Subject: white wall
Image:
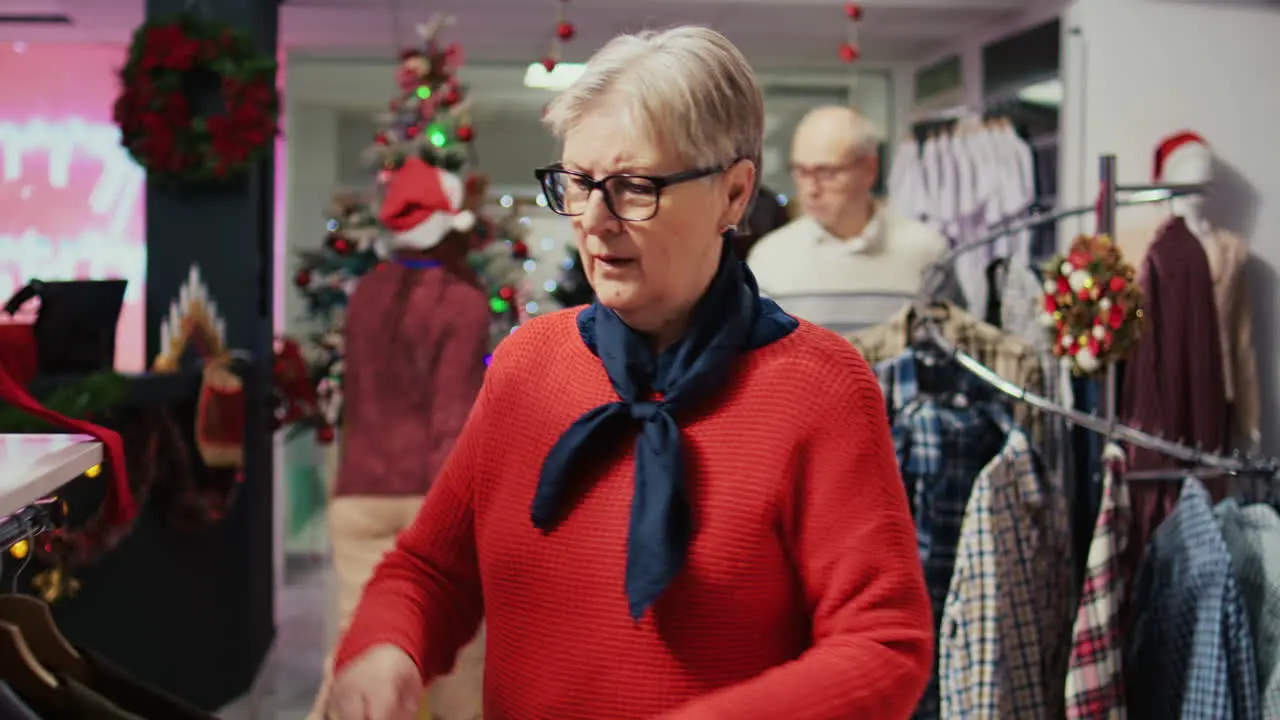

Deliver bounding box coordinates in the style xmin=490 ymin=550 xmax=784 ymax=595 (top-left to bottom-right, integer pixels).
xmin=1058 ymin=0 xmax=1280 ymax=454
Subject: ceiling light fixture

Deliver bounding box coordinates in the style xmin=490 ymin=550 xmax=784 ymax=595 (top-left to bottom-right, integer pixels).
xmin=1016 ymin=78 xmax=1063 ymax=108
xmin=523 ymin=61 xmax=586 ymax=91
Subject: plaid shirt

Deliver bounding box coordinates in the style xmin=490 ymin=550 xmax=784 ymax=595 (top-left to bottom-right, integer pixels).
xmin=1065 ymin=444 xmax=1131 ymax=720
xmin=1126 ymin=478 xmax=1262 ymax=720
xmin=940 ymin=428 xmax=1074 ymax=719
xmin=848 ymin=303 xmax=1044 ymax=441
xmin=877 ymin=351 xmax=1011 ymax=720
xmin=1216 ymin=500 xmax=1280 ymax=718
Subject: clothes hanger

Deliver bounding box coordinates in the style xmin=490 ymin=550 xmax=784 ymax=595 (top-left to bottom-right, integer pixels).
xmin=0 ymin=597 xmax=85 ymax=681
xmin=0 ymin=621 xmax=59 ymax=707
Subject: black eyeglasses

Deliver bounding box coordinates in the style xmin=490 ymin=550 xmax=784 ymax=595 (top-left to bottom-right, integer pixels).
xmin=534 ymin=164 xmax=729 ymax=222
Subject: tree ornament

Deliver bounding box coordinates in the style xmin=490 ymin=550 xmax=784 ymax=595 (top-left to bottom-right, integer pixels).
xmin=512 ymin=241 xmax=529 ymax=259
xmin=328 ymin=233 xmax=352 ymax=255
xmin=316 ymin=425 xmax=335 ymax=444
xmin=556 ymin=21 xmax=576 ymax=41
xmin=844 ymin=2 xmax=863 ymax=20
xmin=540 ymin=55 xmax=557 ymax=72
xmin=456 ymin=124 xmax=475 ymax=142
xmin=293 ymin=269 xmax=311 ymax=288
xmin=498 ymin=285 xmax=516 ymax=302
xmin=838 ymin=42 xmax=860 ymax=63
xmin=1041 ymin=234 xmax=1146 ymax=376
xmin=113 ymin=13 xmax=279 ymax=186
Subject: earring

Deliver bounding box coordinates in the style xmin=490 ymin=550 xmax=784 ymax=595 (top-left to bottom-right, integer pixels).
xmin=721 ymin=224 xmax=738 ymax=234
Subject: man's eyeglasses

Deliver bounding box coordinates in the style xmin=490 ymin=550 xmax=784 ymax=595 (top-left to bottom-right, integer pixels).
xmin=535 ymin=164 xmax=729 ymax=222
xmin=789 ymin=162 xmax=859 ymax=185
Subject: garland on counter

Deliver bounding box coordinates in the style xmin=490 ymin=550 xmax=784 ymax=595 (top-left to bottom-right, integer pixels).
xmin=1040 ymin=234 xmax=1146 ymax=375
xmin=0 ymin=372 xmax=128 ymax=433
xmin=113 ymin=13 xmax=279 ymax=185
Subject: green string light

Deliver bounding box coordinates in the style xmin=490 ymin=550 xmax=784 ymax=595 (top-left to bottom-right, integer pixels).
xmin=416 ymin=85 xmax=431 ymax=100
xmin=489 ymin=297 xmax=511 ymax=314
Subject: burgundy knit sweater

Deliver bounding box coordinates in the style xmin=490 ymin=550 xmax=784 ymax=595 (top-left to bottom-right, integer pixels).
xmin=334 ymin=261 xmax=490 ymax=497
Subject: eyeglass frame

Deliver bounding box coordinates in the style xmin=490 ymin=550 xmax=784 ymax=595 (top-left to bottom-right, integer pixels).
xmin=534 ymin=162 xmax=736 ymax=222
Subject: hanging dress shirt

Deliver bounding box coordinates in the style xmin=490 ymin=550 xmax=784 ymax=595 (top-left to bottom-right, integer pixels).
xmin=1215 ymin=500 xmax=1280 ymax=718
xmin=1126 ymin=478 xmax=1261 ymax=720
xmin=940 ymin=428 xmax=1074 ymax=719
xmin=889 ymin=138 xmax=930 ymax=223
xmin=877 ymin=350 xmax=1012 ymax=720
xmin=922 ymin=135 xmax=944 ymax=231
xmin=1064 ymin=443 xmax=1131 ymax=720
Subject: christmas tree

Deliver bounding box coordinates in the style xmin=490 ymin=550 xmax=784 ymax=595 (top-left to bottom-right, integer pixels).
xmin=284 ymin=16 xmax=547 ymax=441
xmin=551 ymin=246 xmax=594 ymax=308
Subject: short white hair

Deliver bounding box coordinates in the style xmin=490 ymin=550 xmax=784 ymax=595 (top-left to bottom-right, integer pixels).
xmin=542 ymin=26 xmax=764 ymax=186
xmin=845 ymin=112 xmax=884 ymax=159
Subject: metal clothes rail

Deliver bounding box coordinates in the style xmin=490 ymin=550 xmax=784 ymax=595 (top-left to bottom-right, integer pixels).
xmin=916 ymin=153 xmax=1279 ymax=475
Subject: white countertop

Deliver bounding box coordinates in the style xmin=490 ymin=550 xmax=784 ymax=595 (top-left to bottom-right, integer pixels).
xmin=0 ymin=434 xmax=103 ymax=516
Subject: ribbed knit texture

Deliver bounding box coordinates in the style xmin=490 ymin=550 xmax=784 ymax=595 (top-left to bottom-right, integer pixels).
xmin=335 ymin=309 xmax=934 ymax=719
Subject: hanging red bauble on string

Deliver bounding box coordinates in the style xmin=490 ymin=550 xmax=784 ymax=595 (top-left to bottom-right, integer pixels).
xmin=838 ymin=42 xmax=860 ymax=63
xmin=456 ymin=124 xmax=475 ymax=142
xmin=293 ymin=269 xmax=311 ymax=288
xmin=844 ymin=2 xmax=863 ymax=20
xmin=556 ymin=21 xmax=576 ymax=41
xmin=406 ymin=124 xmax=421 ymax=138
xmin=540 ymin=55 xmax=557 ymax=72
xmin=512 ymin=241 xmax=529 ymax=259
xmin=498 ymin=286 xmax=516 ymax=302
xmin=443 ymin=86 xmax=461 ymax=107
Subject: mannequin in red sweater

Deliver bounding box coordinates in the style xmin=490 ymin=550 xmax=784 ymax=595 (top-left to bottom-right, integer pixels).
xmin=327 ymin=26 xmax=932 ymax=720
xmin=314 ymin=158 xmax=490 ymax=720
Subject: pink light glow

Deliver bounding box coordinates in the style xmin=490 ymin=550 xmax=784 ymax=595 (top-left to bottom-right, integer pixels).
xmin=0 ymin=42 xmax=289 ymax=374
xmin=0 ymin=42 xmax=146 ymax=371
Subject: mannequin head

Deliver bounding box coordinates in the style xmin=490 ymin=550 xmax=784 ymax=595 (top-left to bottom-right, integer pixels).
xmin=1153 ymin=131 xmax=1211 ymax=219
xmin=789 ymin=106 xmax=881 ymax=236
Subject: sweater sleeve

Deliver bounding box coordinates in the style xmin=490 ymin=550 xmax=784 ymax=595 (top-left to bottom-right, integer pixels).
xmin=660 ymin=364 xmax=933 ymax=720
xmin=331 ymin=379 xmax=490 ymax=680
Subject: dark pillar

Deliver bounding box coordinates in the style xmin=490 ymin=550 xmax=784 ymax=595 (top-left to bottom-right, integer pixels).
xmin=45 ymin=0 xmax=279 ymax=710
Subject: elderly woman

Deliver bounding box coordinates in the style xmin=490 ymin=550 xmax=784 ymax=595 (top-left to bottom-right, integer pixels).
xmin=327 ymin=26 xmax=932 ymax=720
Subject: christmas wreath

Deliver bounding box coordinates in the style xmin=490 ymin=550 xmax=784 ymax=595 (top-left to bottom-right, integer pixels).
xmin=1040 ymin=234 xmax=1146 ymax=375
xmin=113 ymin=13 xmax=279 ymax=185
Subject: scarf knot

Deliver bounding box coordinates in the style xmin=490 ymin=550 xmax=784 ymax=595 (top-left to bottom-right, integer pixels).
xmin=628 ymin=400 xmax=665 ymax=423
xmin=533 ymin=236 xmax=797 ymax=621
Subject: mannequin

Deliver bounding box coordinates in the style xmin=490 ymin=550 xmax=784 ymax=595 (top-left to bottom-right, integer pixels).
xmin=1120 ymin=131 xmax=1260 ymax=454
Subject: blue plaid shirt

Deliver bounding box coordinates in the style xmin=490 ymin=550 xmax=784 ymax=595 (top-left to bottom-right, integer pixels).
xmin=1126 ymin=478 xmax=1262 ymax=720
xmin=876 ymin=350 xmax=1012 ymax=720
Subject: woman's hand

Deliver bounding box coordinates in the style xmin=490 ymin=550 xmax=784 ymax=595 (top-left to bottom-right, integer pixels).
xmin=327 ymin=644 xmax=424 ymax=720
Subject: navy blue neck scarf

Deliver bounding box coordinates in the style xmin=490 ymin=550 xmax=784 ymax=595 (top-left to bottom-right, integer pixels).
xmin=532 ymin=236 xmax=798 ymax=620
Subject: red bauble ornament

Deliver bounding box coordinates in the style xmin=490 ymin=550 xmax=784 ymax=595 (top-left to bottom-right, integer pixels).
xmin=540 ymin=55 xmax=557 ymax=72
xmin=1108 ymin=275 xmax=1127 ymax=292
xmin=316 ymin=425 xmax=335 ymax=444
xmin=498 ymin=286 xmax=516 ymax=301
xmin=374 ymin=133 xmax=389 ymax=145
xmin=329 ymin=233 xmax=352 ymax=255
xmin=512 ymin=241 xmax=529 ymax=259
xmin=443 ymin=86 xmax=461 ymax=106
xmin=844 ymin=2 xmax=863 ymax=20
xmin=293 ymin=269 xmax=311 ymax=288
xmin=406 ymin=124 xmax=420 ymax=138
xmin=556 ymin=22 xmax=576 ymax=41
xmin=456 ymin=124 xmax=475 ymax=142
xmin=838 ymin=42 xmax=860 ymax=63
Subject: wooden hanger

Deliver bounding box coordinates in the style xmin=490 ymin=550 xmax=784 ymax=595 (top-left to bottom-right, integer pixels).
xmin=0 ymin=596 xmax=85 ymax=681
xmin=0 ymin=620 xmax=60 ymax=709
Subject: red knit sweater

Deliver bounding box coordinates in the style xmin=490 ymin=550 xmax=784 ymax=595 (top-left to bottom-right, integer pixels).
xmin=334 ymin=309 xmax=933 ymax=719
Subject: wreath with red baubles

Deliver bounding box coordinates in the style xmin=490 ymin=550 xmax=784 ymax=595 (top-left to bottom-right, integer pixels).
xmin=1040 ymin=234 xmax=1146 ymax=375
xmin=113 ymin=14 xmax=279 ymax=185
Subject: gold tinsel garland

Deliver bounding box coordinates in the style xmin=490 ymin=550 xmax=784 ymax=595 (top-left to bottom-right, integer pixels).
xmin=1040 ymin=234 xmax=1146 ymax=375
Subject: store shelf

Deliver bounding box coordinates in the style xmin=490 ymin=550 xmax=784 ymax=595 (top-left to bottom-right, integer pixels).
xmin=0 ymin=434 xmax=102 ymax=516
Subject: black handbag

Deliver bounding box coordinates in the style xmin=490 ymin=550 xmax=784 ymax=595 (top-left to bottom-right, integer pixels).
xmin=2 ymin=279 xmax=128 ymax=376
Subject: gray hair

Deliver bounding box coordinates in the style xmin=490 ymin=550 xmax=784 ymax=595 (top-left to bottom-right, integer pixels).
xmin=542 ymin=26 xmax=764 ymax=192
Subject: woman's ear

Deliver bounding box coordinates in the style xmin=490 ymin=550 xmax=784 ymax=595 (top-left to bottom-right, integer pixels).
xmin=722 ymin=160 xmax=757 ymax=226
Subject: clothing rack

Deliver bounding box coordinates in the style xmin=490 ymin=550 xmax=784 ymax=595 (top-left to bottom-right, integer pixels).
xmin=916 ymin=153 xmax=1279 ymax=475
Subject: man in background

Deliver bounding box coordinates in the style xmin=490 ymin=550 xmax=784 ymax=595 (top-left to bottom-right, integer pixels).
xmin=748 ymin=106 xmax=953 ymax=334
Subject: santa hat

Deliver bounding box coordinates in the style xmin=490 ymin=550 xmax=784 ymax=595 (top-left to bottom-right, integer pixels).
xmin=379 ymin=157 xmax=476 ymax=250
xmin=1152 ymin=131 xmax=1208 ymax=181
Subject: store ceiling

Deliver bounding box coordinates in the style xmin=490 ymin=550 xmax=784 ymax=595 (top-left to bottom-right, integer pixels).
xmin=6 ymin=0 xmax=1031 ymax=67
